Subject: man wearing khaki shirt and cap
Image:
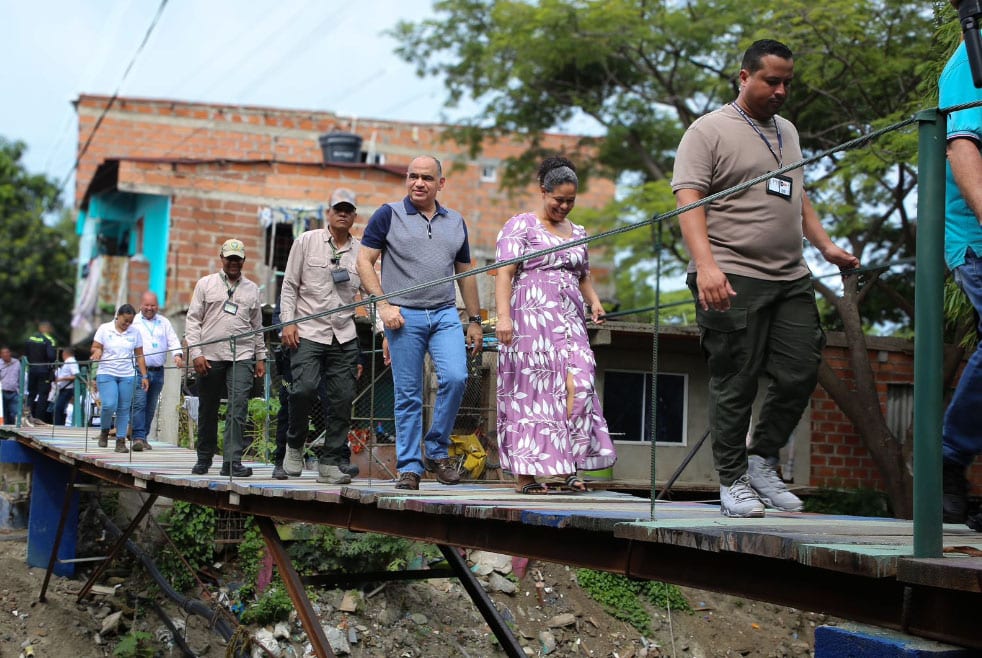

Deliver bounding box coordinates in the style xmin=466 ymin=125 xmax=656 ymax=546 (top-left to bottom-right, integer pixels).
xmin=185 ymin=238 xmax=267 ymax=477
xmin=279 ymin=188 xmax=367 ymax=484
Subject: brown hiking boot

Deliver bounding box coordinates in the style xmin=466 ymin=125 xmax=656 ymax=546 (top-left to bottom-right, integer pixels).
xmin=97 ymin=430 xmax=109 ymax=448
xmin=395 ymin=471 xmax=420 ymax=490
xmin=114 ymin=439 xmax=129 ymax=453
xmin=423 ymin=456 xmax=461 ymax=485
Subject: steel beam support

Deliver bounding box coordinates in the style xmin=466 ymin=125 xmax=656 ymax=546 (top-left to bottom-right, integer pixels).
xmin=75 ymin=494 xmax=158 ymax=602
xmin=438 ymin=544 xmax=526 ymax=658
xmin=255 ymin=516 xmax=335 ymax=658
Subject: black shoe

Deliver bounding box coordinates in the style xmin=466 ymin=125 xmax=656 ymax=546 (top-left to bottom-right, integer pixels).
xmin=423 ymin=455 xmax=461 ymax=485
xmin=191 ymin=460 xmax=211 ymax=475
xmin=943 ymin=460 xmax=968 ymax=523
xmin=339 ymin=461 xmax=360 ymax=477
xmin=220 ymin=461 xmax=253 ymax=477
xmin=272 ymin=463 xmax=289 ymax=480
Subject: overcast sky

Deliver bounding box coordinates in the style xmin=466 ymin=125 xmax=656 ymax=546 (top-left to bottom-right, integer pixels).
xmin=1 ymin=0 xmax=479 ymax=202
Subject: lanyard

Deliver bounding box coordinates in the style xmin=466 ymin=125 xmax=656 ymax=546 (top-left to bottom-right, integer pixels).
xmin=731 ymin=102 xmax=783 ymax=166
xmin=328 ymin=236 xmax=348 ymax=263
xmin=221 ymin=273 xmax=240 ymax=300
xmin=139 ymin=315 xmax=160 ymax=337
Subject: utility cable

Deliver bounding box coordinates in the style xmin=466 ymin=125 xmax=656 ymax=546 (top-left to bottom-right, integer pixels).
xmin=60 ymin=0 xmax=170 ymax=194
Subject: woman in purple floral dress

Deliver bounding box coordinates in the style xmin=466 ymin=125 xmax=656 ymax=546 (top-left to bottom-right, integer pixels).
xmin=495 ymin=157 xmax=616 ymax=494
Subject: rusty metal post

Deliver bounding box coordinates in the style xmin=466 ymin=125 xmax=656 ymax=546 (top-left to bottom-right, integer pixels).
xmin=254 ymin=516 xmax=336 ymax=658
xmin=76 ymin=494 xmax=158 ymax=602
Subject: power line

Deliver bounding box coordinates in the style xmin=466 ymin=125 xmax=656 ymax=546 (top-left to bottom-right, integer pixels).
xmin=59 ymin=0 xmax=170 ymax=196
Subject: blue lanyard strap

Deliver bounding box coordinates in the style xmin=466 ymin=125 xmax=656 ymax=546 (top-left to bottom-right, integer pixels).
xmin=731 ymin=102 xmax=783 ymax=166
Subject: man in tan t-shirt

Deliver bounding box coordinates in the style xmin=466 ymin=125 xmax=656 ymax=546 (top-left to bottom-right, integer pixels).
xmin=672 ymin=39 xmax=858 ymax=518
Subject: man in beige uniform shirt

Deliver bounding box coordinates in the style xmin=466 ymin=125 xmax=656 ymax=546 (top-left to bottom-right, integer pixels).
xmin=279 ymin=188 xmax=366 ymax=484
xmin=185 ymin=239 xmax=267 ymax=477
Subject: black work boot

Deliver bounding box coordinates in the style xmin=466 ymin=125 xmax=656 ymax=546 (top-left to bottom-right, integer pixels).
xmin=220 ymin=461 xmax=253 ymax=477
xmin=191 ymin=455 xmax=212 ymax=475
xmin=338 ymin=460 xmax=360 ymax=477
xmin=942 ymin=460 xmax=968 ymax=524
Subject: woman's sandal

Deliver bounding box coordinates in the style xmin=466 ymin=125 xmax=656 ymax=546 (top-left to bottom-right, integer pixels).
xmin=564 ymin=475 xmax=589 ymax=493
xmin=517 ymin=481 xmax=550 ymax=495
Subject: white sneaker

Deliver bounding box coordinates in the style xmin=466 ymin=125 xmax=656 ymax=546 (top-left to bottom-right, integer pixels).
xmin=747 ymin=454 xmax=803 ymax=512
xmin=283 ymin=446 xmax=305 ymax=476
xmin=316 ymin=464 xmax=352 ymax=485
xmin=720 ymin=474 xmax=766 ymax=518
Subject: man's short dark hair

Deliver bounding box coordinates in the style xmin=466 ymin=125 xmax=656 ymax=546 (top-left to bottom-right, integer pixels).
xmin=742 ymin=39 xmax=793 ymax=73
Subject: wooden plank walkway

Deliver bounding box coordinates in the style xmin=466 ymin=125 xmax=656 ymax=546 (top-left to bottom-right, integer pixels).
xmin=3 ymin=425 xmax=982 ymax=648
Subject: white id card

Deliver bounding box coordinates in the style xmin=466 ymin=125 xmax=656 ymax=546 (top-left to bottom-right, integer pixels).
xmin=223 ymin=301 xmax=239 ymax=315
xmin=766 ymin=175 xmax=792 ymax=200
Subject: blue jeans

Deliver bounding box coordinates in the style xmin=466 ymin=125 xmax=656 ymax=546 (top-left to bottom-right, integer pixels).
xmin=944 ymin=250 xmax=982 ymax=467
xmin=131 ymin=368 xmax=165 ymax=440
xmin=54 ymin=387 xmax=73 ymax=426
xmin=387 ymin=306 xmax=468 ymax=475
xmin=2 ymin=390 xmax=19 ymax=424
xmin=97 ymin=374 xmax=137 ymax=437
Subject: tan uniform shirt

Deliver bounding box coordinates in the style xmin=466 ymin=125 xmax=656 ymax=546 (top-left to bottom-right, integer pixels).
xmin=185 ymin=272 xmax=267 ymax=362
xmin=672 ymin=103 xmax=809 ymax=282
xmin=279 ymin=229 xmax=365 ymax=345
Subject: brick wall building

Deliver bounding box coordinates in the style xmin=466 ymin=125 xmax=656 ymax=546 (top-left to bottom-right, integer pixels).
xmin=72 ymin=94 xmax=616 ymax=332
xmin=812 ymin=334 xmax=980 ymax=499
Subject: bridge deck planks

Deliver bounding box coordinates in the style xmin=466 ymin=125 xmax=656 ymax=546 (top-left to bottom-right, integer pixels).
xmin=5 ymin=426 xmax=982 ymax=587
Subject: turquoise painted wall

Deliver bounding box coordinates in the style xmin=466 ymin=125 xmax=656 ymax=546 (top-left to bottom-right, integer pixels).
xmin=134 ymin=194 xmax=171 ymax=306
xmin=80 ymin=191 xmax=172 ymax=306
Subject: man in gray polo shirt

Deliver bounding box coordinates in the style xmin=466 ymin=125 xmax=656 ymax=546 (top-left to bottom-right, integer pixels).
xmin=357 ymin=155 xmax=483 ymax=490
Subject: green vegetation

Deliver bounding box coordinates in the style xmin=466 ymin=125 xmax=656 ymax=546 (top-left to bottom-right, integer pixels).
xmin=0 ymin=138 xmax=76 ymax=344
xmin=803 ymin=488 xmax=892 ymax=518
xmin=112 ymin=631 xmax=155 ymax=658
xmin=240 ymin=585 xmax=294 ymax=625
xmin=155 ymin=502 xmax=216 ymax=592
xmin=576 ymin=569 xmax=691 ymax=634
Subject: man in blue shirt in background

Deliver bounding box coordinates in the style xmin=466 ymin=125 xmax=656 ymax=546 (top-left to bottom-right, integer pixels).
xmin=940 ymin=8 xmax=982 ymax=530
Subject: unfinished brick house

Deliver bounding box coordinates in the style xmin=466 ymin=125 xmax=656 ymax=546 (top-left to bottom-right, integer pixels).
xmin=70 ymin=94 xmax=615 ymax=338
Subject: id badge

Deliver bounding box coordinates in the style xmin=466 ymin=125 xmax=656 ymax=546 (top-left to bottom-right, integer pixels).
xmin=766 ymin=175 xmax=793 ymax=200
xmin=223 ymin=301 xmax=239 ymax=315
xmin=331 ymin=268 xmax=350 ymax=284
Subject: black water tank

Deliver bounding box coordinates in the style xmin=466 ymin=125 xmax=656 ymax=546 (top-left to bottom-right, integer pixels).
xmin=318 ymin=132 xmax=363 ymax=163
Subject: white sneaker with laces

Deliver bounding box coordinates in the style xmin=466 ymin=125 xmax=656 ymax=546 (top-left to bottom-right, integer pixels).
xmin=283 ymin=446 xmax=305 ymax=477
xmin=720 ymin=474 xmax=766 ymax=518
xmin=747 ymin=454 xmax=803 ymax=512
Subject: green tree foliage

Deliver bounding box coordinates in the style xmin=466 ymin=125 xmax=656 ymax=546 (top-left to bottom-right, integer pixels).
xmin=394 ymin=1 xmax=953 ymax=516
xmin=0 ymin=137 xmax=75 ymax=347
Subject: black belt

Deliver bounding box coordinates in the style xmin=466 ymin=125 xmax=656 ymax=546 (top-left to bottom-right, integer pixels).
xmin=147 ymin=366 xmax=164 ymax=372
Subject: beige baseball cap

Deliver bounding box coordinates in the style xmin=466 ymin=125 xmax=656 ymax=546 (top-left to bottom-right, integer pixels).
xmin=330 ymin=188 xmax=357 ymax=209
xmin=220 ymin=238 xmax=246 ymax=258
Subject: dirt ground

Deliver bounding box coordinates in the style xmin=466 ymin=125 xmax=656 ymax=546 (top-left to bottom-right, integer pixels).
xmin=0 ymin=522 xmax=834 ymax=658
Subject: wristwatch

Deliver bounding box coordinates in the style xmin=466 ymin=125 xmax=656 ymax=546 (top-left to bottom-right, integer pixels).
xmin=468 ymin=315 xmax=482 ymax=324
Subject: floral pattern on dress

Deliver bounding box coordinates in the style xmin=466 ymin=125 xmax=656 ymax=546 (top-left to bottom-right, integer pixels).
xmin=495 ymin=212 xmax=616 ymax=476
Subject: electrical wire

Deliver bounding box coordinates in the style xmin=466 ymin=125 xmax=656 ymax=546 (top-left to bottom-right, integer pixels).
xmin=59 ymin=0 xmax=170 ymax=194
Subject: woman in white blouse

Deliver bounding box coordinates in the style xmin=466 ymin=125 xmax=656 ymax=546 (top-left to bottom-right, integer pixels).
xmin=90 ymin=304 xmax=149 ymax=452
